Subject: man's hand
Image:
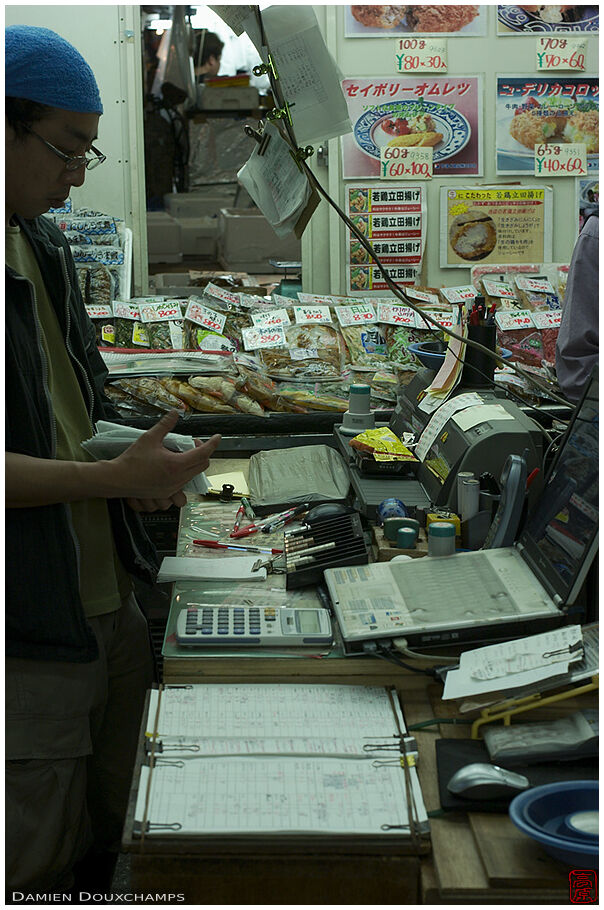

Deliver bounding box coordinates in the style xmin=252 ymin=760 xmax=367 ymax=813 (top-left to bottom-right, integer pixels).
xmin=113 ymin=411 xmax=221 ymax=508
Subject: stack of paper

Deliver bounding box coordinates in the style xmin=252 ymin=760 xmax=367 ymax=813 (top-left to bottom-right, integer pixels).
xmin=81 ymin=420 xmax=209 ymax=495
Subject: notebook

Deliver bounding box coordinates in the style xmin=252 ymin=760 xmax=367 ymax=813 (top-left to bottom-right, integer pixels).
xmin=325 ymin=368 xmax=598 ymax=651
xmin=135 ymin=683 xmax=429 ymax=849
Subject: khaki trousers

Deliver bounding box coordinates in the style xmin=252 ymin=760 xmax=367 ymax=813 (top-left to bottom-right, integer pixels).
xmin=6 ymin=593 xmax=154 ymax=892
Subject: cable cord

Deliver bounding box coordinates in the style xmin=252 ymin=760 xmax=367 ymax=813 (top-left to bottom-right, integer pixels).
xmin=250 ymin=6 xmax=571 ymax=408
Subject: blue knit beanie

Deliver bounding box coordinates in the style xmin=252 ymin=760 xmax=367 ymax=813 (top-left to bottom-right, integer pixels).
xmin=5 ymin=25 xmax=103 ymax=114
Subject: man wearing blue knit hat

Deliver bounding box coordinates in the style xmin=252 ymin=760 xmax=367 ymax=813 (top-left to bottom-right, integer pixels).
xmin=5 ymin=26 xmax=220 ymax=897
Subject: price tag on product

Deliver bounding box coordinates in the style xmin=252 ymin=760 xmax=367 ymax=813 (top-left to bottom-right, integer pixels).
xmin=495 ymin=309 xmax=535 ymax=331
xmin=404 ymin=287 xmax=440 ymax=306
xmin=85 ymin=304 xmax=113 ymax=319
xmin=482 ymin=279 xmax=516 ymax=300
xmin=380 ymin=146 xmax=433 ymax=180
xmin=241 ymin=324 xmax=287 ymax=351
xmin=532 ymin=309 xmax=563 ymax=329
xmin=335 ymin=303 xmax=377 ymax=326
xmin=203 ymin=282 xmax=240 ymax=306
xmin=139 ymin=302 xmax=182 ymax=323
xmin=515 ymin=276 xmax=555 ymax=294
xmin=377 ymin=302 xmax=417 ymax=326
xmin=113 ymin=302 xmax=141 ymax=320
xmin=290 ymin=347 xmax=319 ymax=361
xmin=395 ymin=37 xmax=447 ymax=73
xmin=534 ymin=143 xmax=587 ymax=177
xmin=293 ymin=305 xmax=332 ymax=324
xmin=423 ymin=309 xmax=455 ymax=330
xmin=251 ymin=308 xmax=291 ymax=328
xmin=440 ymin=285 xmax=477 ymax=304
xmin=184 ymin=301 xmax=227 ymax=334
xmin=536 ymin=37 xmax=587 ymax=71
xmin=297 ymin=293 xmax=334 ymax=306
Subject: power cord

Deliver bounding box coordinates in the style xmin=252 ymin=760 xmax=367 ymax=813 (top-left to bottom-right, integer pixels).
xmin=391 ymin=636 xmax=459 ymax=664
xmin=250 ymin=5 xmax=571 ymax=408
xmin=363 ymin=640 xmax=441 ymax=679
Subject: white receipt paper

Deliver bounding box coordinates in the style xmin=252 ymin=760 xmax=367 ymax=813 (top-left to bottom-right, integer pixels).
xmin=158 ymin=556 xmax=267 ymax=583
xmin=81 ymin=421 xmax=209 ymax=495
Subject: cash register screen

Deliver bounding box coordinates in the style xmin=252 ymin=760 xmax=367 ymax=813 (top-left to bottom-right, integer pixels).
xmin=520 ymin=369 xmax=598 ymax=605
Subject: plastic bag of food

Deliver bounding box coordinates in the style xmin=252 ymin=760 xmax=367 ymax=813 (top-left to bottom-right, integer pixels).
xmin=383 ymin=325 xmax=435 ymax=369
xmin=137 ymin=298 xmax=185 ymax=350
xmin=496 ymin=327 xmax=544 ymax=367
xmin=259 ymin=323 xmax=344 ymax=379
xmin=112 ymin=301 xmax=149 ymax=349
xmin=234 ymin=362 xmax=303 ymax=412
xmin=188 ymin=375 xmax=265 ymax=416
xmin=85 ymin=304 xmax=115 ymax=347
xmin=104 ymin=382 xmax=164 ymax=418
xmin=183 ymin=297 xmax=237 ymax=353
xmin=112 ymin=377 xmax=187 ymax=413
xmin=77 ymin=263 xmax=115 ymax=309
xmin=160 ymin=378 xmax=236 ymax=414
xmin=274 ymin=382 xmax=348 ymax=412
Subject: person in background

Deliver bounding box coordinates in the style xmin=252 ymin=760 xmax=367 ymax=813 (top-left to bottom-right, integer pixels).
xmin=555 ymin=213 xmax=599 ymax=403
xmin=5 ymin=25 xmax=221 ymax=897
xmin=193 ymin=29 xmax=224 ymax=81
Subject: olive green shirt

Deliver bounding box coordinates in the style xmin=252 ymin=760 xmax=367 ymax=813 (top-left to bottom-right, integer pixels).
xmin=6 ymin=224 xmax=131 ymax=616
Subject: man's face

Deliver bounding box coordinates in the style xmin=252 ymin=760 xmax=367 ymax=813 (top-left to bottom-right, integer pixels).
xmin=5 ymin=108 xmax=100 ymax=220
xmin=206 ymin=53 xmax=221 ymax=76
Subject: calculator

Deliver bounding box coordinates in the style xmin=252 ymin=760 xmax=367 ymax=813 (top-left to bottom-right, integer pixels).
xmin=176 ymin=605 xmax=333 ymax=647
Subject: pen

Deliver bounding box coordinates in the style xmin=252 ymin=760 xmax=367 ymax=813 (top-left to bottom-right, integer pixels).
xmin=240 ymin=496 xmax=255 ymax=520
xmin=192 ymin=539 xmax=283 ymax=555
xmin=261 ymin=503 xmax=309 ymax=533
xmin=232 ymin=504 xmax=245 ymax=533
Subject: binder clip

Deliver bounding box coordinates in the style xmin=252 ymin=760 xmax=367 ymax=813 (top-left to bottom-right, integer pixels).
xmin=244 ymin=124 xmax=271 ymax=156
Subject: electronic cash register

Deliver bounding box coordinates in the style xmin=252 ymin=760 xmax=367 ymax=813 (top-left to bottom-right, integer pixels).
xmin=334 ymin=367 xmax=544 ymax=520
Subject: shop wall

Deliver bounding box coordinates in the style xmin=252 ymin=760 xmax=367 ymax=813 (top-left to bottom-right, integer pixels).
xmin=5 ymin=5 xmax=149 ymax=293
xmin=304 ymin=4 xmax=598 ymax=294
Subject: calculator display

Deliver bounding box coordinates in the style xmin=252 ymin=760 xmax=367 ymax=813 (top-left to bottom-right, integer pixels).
xmin=297 ymin=611 xmax=321 ymax=633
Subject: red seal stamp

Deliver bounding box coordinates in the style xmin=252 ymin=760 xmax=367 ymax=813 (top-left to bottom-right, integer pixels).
xmin=569 ymin=870 xmax=598 ymax=903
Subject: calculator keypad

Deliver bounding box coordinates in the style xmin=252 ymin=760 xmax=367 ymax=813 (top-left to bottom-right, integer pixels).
xmin=179 ymin=606 xmax=278 ymax=642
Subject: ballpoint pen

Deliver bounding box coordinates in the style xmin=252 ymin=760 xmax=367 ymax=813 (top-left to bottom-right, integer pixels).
xmin=232 ymin=504 xmax=245 ymax=534
xmin=261 ymin=503 xmax=309 ymax=533
xmin=192 ymin=539 xmax=283 ymax=555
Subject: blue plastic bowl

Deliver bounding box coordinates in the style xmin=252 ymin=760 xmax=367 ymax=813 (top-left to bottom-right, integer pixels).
xmin=509 ymin=782 xmax=599 ymax=868
xmin=407 ymin=341 xmax=512 ymax=371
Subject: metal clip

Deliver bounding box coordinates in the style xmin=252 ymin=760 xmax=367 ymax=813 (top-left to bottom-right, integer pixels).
xmin=244 ymin=124 xmax=271 ymax=156
xmin=266 ymin=100 xmax=295 ymax=127
xmin=288 ymin=145 xmax=315 ymax=172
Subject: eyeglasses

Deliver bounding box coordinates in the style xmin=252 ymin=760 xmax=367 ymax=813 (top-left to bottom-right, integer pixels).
xmin=23 ymin=124 xmax=106 ymax=171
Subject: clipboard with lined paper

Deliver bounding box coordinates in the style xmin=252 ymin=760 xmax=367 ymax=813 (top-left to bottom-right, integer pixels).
xmin=135 ymin=683 xmax=430 ymax=850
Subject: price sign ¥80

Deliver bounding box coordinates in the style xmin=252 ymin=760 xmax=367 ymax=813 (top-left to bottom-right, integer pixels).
xmin=536 ymin=37 xmax=587 ymax=71
xmin=380 ymin=146 xmax=433 ymax=180
xmin=395 ymin=38 xmax=447 ymax=73
xmin=534 ymin=143 xmax=587 ymax=177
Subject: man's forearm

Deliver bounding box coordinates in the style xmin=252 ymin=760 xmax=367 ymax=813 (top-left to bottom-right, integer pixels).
xmin=5 ymin=452 xmax=121 ymax=508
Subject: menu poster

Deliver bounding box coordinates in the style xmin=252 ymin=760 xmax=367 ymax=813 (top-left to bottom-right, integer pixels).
xmin=341 ymin=76 xmax=483 ymax=178
xmin=345 ymin=5 xmax=487 ymax=37
xmin=346 ymin=184 xmax=426 ymax=295
xmin=440 ymin=186 xmax=553 ymax=268
xmin=497 ymin=5 xmax=599 ymax=35
xmin=577 ymin=178 xmax=599 ymax=232
xmin=496 ymin=75 xmax=599 ymax=174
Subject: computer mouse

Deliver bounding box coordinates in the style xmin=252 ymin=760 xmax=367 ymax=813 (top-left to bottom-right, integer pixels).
xmin=447 ymin=763 xmax=530 ymax=800
xmin=306 ymin=502 xmax=350 ymax=523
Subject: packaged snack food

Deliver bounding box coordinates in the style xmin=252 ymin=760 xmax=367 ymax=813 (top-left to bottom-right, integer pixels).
xmin=160 ymin=378 xmax=236 ymax=414
xmin=77 ymin=264 xmax=114 ymax=309
xmin=383 ymin=325 xmax=436 ymax=369
xmin=112 ymin=377 xmax=187 ymax=413
xmin=137 ymin=298 xmax=184 ymax=350
xmin=188 ymin=375 xmax=265 ymax=416
xmin=113 ymin=302 xmax=149 ymax=349
xmin=259 ymin=323 xmax=344 ymax=379
xmin=104 ymin=383 xmax=164 ymax=417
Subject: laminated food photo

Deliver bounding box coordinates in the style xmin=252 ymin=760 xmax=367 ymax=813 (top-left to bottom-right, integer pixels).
xmin=345 ymin=5 xmax=488 ymax=36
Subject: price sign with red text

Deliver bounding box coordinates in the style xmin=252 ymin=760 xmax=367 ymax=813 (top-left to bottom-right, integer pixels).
xmin=532 ymin=309 xmax=562 ymax=329
xmin=536 ymin=37 xmax=587 ymax=72
xmin=404 ymin=287 xmax=439 ymax=306
xmin=139 ymin=302 xmax=182 ymax=323
xmin=423 ymin=309 xmax=455 ymax=330
xmin=85 ymin=304 xmax=113 ymax=319
xmin=534 ymin=143 xmax=587 ymax=177
xmin=113 ymin=302 xmax=141 ymax=320
xmin=482 ymin=279 xmax=517 ymax=300
xmin=395 ymin=38 xmax=447 ymax=73
xmin=204 ymin=282 xmax=240 ymax=306
xmin=377 ymin=302 xmax=417 ymax=326
xmin=495 ymin=309 xmax=535 ymax=331
xmin=251 ymin=308 xmax=291 ymax=328
xmin=241 ymin=324 xmax=287 ymax=351
xmin=335 ymin=303 xmax=377 ymax=326
xmin=381 ymin=146 xmax=433 ymax=180
xmin=440 ymin=285 xmax=477 ymax=304
xmin=515 ymin=276 xmax=555 ymax=294
xmin=184 ymin=301 xmax=227 ymax=334
xmin=293 ymin=305 xmax=332 ymax=325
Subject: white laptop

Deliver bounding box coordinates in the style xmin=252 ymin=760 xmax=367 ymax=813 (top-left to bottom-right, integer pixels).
xmin=325 ymin=370 xmax=599 ymax=652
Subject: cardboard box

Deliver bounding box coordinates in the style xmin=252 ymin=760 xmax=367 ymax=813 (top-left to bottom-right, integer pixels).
xmin=217 ymin=208 xmax=301 ymax=274
xmin=147 ymin=212 xmax=182 ymax=264
xmin=175 ymin=216 xmax=217 ymax=257
xmin=164 ymin=187 xmax=237 ymax=220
